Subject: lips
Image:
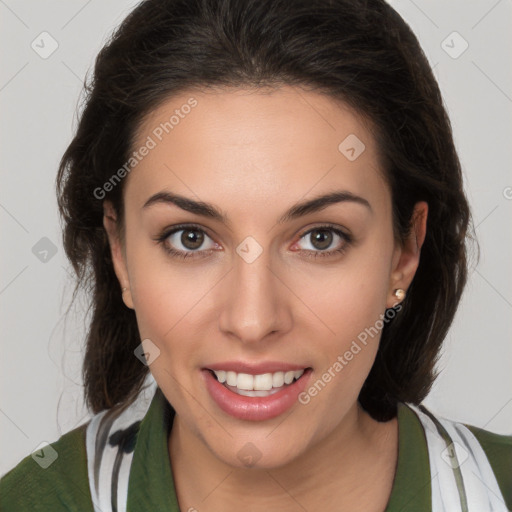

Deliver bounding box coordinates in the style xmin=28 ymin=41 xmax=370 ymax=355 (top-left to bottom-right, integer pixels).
xmin=202 ymin=363 xmax=313 ymax=421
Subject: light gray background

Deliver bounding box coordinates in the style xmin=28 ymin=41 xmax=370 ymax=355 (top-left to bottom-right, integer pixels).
xmin=1 ymin=0 xmax=511 ymax=475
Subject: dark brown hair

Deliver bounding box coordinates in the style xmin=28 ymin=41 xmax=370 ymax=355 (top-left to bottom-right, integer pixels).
xmin=56 ymin=0 xmax=473 ymax=421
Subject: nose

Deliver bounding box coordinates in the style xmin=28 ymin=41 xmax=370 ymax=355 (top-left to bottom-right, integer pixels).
xmin=218 ymin=242 xmax=292 ymax=345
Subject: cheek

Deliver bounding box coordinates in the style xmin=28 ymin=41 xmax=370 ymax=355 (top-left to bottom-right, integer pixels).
xmin=131 ymin=271 xmax=216 ymax=358
xmin=302 ymin=240 xmax=394 ymax=384
xmin=124 ymin=236 xmax=212 ymax=356
xmin=312 ymin=278 xmax=386 ymax=380
xmin=303 ymin=245 xmax=393 ymax=337
xmin=298 ymin=272 xmax=390 ymax=428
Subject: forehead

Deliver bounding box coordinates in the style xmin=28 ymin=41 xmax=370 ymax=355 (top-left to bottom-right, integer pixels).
xmin=125 ymin=85 xmax=388 ymax=215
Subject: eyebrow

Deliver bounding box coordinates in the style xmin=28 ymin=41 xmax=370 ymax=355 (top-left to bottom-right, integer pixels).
xmin=142 ymin=189 xmax=372 ymax=225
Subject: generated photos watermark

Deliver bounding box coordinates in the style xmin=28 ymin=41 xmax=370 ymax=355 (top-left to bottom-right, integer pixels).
xmin=93 ymin=97 xmax=198 ymax=200
xmin=298 ymin=304 xmax=402 ymax=405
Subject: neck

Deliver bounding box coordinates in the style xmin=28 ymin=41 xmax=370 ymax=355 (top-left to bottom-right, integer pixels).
xmin=168 ymin=402 xmax=398 ymax=511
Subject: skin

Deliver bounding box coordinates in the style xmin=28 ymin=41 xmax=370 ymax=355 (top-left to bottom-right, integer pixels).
xmin=104 ymin=85 xmax=428 ymax=511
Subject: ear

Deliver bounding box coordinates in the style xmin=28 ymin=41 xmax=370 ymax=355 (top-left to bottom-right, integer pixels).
xmin=103 ymin=200 xmax=134 ymax=309
xmin=387 ymin=201 xmax=428 ymax=309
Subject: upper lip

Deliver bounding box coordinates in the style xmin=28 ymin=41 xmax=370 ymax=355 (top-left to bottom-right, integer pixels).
xmin=205 ymin=361 xmax=311 ymax=374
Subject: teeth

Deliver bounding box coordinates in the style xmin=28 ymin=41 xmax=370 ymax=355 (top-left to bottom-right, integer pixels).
xmin=212 ymin=369 xmax=305 ymax=391
xmin=253 ymin=373 xmax=273 ymax=391
xmin=237 ymin=373 xmax=254 ymax=390
xmin=284 ymin=371 xmax=295 ymax=385
xmin=272 ymin=372 xmax=284 ymax=388
xmin=215 ymin=370 xmax=227 ymax=383
xmin=226 ymin=371 xmax=237 ymax=386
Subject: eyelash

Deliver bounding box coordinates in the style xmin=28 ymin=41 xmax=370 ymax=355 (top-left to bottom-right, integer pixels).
xmin=153 ymin=223 xmax=353 ymax=261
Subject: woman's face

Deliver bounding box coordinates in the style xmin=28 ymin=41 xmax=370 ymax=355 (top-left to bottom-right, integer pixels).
xmin=104 ymin=85 xmax=427 ymax=469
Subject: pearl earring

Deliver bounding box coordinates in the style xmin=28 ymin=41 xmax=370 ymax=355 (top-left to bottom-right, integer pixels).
xmin=393 ymin=288 xmax=406 ymax=301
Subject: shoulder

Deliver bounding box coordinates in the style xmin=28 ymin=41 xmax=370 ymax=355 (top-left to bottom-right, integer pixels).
xmin=464 ymin=423 xmax=512 ymax=510
xmin=400 ymin=403 xmax=512 ymax=510
xmin=0 ymin=422 xmax=95 ymax=511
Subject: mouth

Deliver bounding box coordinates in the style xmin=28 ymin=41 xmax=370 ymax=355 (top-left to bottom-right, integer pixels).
xmin=202 ymin=366 xmax=313 ymax=421
xmin=208 ymin=368 xmax=308 ymax=397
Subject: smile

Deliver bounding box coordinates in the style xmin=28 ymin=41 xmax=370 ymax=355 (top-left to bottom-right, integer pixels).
xmin=203 ymin=366 xmax=312 ymax=421
xmin=211 ymin=369 xmax=305 ymax=397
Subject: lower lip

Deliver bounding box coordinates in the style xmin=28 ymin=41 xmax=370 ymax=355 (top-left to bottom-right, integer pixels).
xmin=202 ymin=368 xmax=312 ymax=421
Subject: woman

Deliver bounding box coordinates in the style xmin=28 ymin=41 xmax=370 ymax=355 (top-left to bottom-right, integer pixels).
xmin=1 ymin=0 xmax=510 ymax=510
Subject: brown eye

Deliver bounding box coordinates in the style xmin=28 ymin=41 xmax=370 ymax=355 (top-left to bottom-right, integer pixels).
xmin=309 ymin=228 xmax=333 ymax=250
xmin=181 ymin=229 xmax=204 ymax=250
xmin=156 ymin=224 xmax=218 ymax=259
xmin=294 ymin=225 xmax=352 ymax=259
